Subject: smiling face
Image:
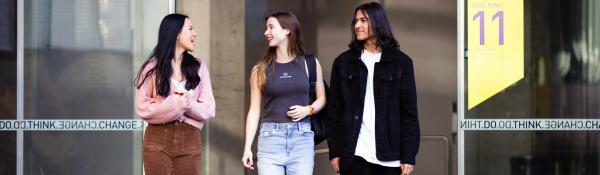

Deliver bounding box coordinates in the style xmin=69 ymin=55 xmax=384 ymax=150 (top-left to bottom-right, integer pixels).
xmin=264 ymin=17 xmax=290 ymax=47
xmin=177 ymin=18 xmax=197 ymax=51
xmin=354 ymin=10 xmax=372 ymax=41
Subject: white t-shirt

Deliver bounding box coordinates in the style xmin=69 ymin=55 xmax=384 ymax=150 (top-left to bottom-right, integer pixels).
xmin=354 ymin=49 xmax=401 ymax=167
xmin=171 ymin=78 xmax=195 ymax=95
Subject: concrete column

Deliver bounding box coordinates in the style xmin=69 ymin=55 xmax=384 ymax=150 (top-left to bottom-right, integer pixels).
xmin=176 ymin=0 xmax=210 ymax=67
xmin=177 ymin=0 xmax=246 ymax=174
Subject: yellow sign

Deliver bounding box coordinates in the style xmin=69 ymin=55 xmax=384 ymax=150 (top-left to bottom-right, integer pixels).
xmin=467 ymin=0 xmax=524 ymax=109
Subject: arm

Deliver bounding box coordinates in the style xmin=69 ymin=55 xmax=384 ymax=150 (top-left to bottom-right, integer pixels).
xmin=184 ymin=62 xmax=216 ymax=121
xmin=326 ymin=58 xmax=343 ymax=160
xmin=242 ymin=67 xmax=262 ymax=170
xmin=311 ymin=58 xmax=327 ymax=113
xmin=288 ymin=58 xmax=327 ymax=122
xmin=134 ymin=68 xmax=187 ymax=124
xmin=399 ymin=58 xmax=420 ymax=165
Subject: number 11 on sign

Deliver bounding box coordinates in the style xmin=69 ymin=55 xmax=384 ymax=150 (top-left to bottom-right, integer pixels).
xmin=473 ymin=11 xmax=504 ymax=45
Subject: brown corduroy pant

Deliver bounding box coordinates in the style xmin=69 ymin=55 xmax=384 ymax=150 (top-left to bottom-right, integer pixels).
xmin=143 ymin=122 xmax=201 ymax=175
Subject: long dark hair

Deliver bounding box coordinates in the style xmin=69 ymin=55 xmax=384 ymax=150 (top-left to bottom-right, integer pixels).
xmin=348 ymin=2 xmax=399 ymax=50
xmin=254 ymin=11 xmax=305 ymax=90
xmin=135 ymin=13 xmax=200 ymax=97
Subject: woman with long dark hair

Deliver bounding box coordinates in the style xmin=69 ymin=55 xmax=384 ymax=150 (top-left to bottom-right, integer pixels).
xmin=135 ymin=13 xmax=215 ymax=174
xmin=241 ymin=11 xmax=326 ymax=175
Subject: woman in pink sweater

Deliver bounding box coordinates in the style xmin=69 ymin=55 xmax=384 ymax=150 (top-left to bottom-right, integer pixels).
xmin=134 ymin=13 xmax=215 ymax=175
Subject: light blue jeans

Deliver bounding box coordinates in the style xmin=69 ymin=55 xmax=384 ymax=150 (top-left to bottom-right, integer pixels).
xmin=257 ymin=122 xmax=314 ymax=175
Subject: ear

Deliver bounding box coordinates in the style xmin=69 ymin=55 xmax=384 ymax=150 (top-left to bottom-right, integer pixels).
xmin=283 ymin=29 xmax=290 ymax=35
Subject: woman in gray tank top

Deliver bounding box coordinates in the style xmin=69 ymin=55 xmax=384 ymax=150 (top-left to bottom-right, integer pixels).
xmin=241 ymin=11 xmax=326 ymax=175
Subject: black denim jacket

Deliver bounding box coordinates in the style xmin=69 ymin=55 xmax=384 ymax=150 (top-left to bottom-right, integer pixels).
xmin=326 ymin=48 xmax=420 ymax=165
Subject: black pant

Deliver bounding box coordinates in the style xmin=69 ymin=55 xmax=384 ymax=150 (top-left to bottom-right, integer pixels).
xmin=340 ymin=156 xmax=401 ymax=175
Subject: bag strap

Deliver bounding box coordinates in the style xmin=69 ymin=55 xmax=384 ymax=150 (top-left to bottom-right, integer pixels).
xmin=304 ymin=54 xmax=317 ymax=101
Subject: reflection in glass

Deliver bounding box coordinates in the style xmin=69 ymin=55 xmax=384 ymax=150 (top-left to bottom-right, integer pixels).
xmin=465 ymin=0 xmax=600 ymax=174
xmin=24 ymin=0 xmax=133 ymax=119
xmin=23 ymin=0 xmax=141 ymax=174
xmin=0 ymin=0 xmax=17 ymax=118
xmin=24 ymin=132 xmax=136 ymax=174
xmin=465 ymin=0 xmax=600 ymax=118
xmin=0 ymin=0 xmax=17 ymax=174
xmin=466 ymin=131 xmax=600 ymax=175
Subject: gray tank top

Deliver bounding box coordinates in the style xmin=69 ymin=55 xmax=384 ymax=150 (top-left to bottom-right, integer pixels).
xmin=262 ymin=57 xmax=310 ymax=123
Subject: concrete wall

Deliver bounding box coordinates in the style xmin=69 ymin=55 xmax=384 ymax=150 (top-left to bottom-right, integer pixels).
xmin=178 ymin=0 xmax=246 ymax=174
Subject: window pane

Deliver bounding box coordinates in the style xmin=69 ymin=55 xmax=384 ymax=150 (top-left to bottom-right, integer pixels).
xmin=24 ymin=0 xmax=133 ymax=119
xmin=464 ymin=0 xmax=600 ymax=175
xmin=465 ymin=0 xmax=600 ymax=119
xmin=466 ymin=131 xmax=600 ymax=175
xmin=22 ymin=0 xmax=148 ymax=174
xmin=0 ymin=0 xmax=17 ymax=118
xmin=0 ymin=0 xmax=17 ymax=174
xmin=24 ymin=132 xmax=137 ymax=174
xmin=0 ymin=132 xmax=16 ymax=174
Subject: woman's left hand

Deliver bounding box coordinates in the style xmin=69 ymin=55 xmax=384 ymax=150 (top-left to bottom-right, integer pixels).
xmin=287 ymin=105 xmax=309 ymax=122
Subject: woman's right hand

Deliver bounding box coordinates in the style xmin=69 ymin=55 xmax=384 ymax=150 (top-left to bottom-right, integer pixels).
xmin=242 ymin=149 xmax=255 ymax=170
xmin=173 ymin=90 xmax=191 ymax=110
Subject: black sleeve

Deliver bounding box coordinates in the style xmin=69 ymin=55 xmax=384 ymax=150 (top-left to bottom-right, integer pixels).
xmin=327 ymin=58 xmax=344 ymax=160
xmin=399 ymin=57 xmax=420 ymax=165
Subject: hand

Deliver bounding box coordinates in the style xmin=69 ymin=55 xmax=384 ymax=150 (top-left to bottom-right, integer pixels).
xmin=330 ymin=157 xmax=340 ymax=173
xmin=174 ymin=90 xmax=190 ymax=109
xmin=242 ymin=149 xmax=254 ymax=170
xmin=401 ymin=164 xmax=414 ymax=175
xmin=287 ymin=105 xmax=309 ymax=122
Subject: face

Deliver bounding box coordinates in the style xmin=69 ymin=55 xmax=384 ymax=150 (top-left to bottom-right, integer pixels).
xmin=177 ymin=18 xmax=197 ymax=51
xmin=264 ymin=17 xmax=290 ymax=47
xmin=354 ymin=10 xmax=372 ymax=41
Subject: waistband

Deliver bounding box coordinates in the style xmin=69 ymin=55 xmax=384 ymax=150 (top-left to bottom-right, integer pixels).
xmin=148 ymin=121 xmax=194 ymax=128
xmin=260 ymin=122 xmax=311 ymax=131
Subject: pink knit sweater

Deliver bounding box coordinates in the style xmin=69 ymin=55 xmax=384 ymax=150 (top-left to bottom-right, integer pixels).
xmin=135 ymin=58 xmax=216 ymax=129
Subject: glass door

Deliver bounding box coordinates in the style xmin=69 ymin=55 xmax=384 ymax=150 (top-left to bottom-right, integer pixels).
xmin=458 ymin=0 xmax=600 ymax=174
xmin=1 ymin=0 xmax=173 ymax=174
xmin=0 ymin=0 xmax=17 ymax=174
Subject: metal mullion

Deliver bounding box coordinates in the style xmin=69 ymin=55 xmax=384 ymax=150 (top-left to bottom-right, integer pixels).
xmin=169 ymin=0 xmax=175 ymax=13
xmin=17 ymin=0 xmax=24 ymax=174
xmin=457 ymin=0 xmax=466 ymax=174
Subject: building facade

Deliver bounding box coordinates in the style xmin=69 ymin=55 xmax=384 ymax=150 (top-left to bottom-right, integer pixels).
xmin=0 ymin=0 xmax=598 ymax=175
